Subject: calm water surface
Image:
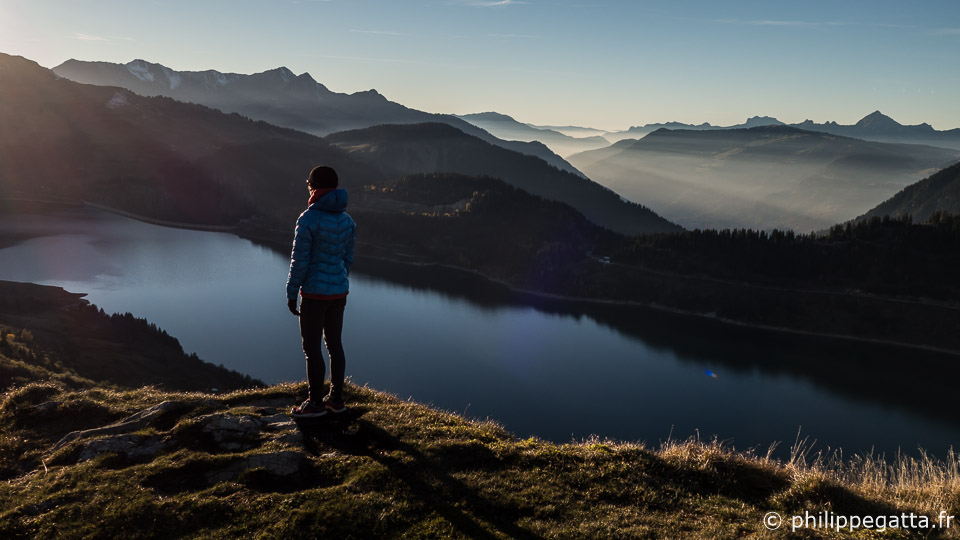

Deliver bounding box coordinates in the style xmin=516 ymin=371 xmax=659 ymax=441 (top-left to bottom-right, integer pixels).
xmin=0 ymin=207 xmax=957 ymax=457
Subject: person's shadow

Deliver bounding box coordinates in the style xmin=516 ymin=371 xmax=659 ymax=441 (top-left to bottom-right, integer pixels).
xmin=294 ymin=408 xmax=542 ymax=539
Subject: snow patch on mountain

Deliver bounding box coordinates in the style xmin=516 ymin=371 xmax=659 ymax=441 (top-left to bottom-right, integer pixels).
xmin=106 ymin=91 xmax=129 ymax=110
xmin=210 ymin=71 xmax=237 ymax=86
xmin=126 ymin=60 xmax=155 ymax=82
xmin=160 ymin=66 xmax=182 ymax=90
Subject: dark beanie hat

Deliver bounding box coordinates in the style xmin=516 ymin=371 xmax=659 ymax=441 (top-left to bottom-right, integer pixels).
xmin=308 ymin=166 xmax=339 ymax=189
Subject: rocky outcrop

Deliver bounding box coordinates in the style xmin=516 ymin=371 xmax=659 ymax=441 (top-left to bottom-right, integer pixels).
xmin=51 ymin=400 xmax=204 ymax=453
xmin=76 ymin=434 xmax=171 ymax=463
xmin=47 ymin=398 xmax=310 ymax=481
xmin=197 ymin=413 xmax=264 ymax=452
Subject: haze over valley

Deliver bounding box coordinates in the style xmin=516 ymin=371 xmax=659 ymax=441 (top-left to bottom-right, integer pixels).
xmin=569 ymin=124 xmax=960 ymax=231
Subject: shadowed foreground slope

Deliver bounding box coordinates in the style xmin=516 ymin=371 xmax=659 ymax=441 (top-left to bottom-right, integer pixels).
xmin=2 ymin=327 xmax=958 ymax=539
xmin=4 ymin=380 xmax=959 ymax=539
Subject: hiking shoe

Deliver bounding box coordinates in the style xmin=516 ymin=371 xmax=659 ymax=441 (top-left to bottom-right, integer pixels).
xmin=291 ymin=399 xmax=326 ymax=418
xmin=322 ymin=395 xmax=346 ymax=413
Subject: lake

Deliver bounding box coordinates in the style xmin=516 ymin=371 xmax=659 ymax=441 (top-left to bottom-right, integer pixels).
xmin=0 ymin=206 xmax=957 ymax=458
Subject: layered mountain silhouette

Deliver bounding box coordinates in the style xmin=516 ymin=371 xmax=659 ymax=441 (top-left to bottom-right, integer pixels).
xmin=607 ymin=112 xmax=960 ymax=151
xmin=857 ymin=160 xmax=960 ymax=223
xmin=569 ymin=125 xmax=960 ymax=231
xmin=528 ymin=123 xmax=608 ymax=138
xmin=2 ymin=53 xmax=677 ymax=239
xmin=0 ymin=53 xmax=382 ymax=226
xmin=606 ymin=116 xmax=785 ymax=142
xmin=326 ymin=123 xmax=681 ymax=234
xmin=351 ymin=173 xmax=627 ymax=290
xmin=792 ymin=111 xmax=960 ymax=150
xmin=52 ymin=58 xmax=583 ymax=177
xmin=457 ymin=112 xmax=610 ymax=157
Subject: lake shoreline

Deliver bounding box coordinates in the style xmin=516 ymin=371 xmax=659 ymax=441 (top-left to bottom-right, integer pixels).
xmin=7 ymin=198 xmax=958 ymax=358
xmin=355 ymin=255 xmax=960 ymax=357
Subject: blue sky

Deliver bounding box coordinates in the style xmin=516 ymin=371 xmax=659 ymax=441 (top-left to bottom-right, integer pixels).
xmin=1 ymin=0 xmax=958 ymax=130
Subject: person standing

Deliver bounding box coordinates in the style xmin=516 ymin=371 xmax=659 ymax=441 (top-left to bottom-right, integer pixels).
xmin=286 ymin=166 xmax=355 ymax=417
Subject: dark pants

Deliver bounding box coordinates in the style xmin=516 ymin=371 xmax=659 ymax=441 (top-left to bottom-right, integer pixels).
xmin=299 ymin=296 xmax=347 ymax=402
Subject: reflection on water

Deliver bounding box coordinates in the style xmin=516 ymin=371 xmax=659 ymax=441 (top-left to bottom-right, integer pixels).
xmin=0 ymin=206 xmax=957 ymax=457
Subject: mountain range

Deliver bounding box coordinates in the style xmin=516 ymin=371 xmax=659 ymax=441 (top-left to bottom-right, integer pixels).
xmin=10 ymin=50 xmax=959 ymax=237
xmin=791 ymin=111 xmax=960 ymax=150
xmin=52 ymin=58 xmax=584 ymax=177
xmin=1 ymin=52 xmax=676 ymax=241
xmin=528 ymin=124 xmax=608 ymax=138
xmin=605 ymin=116 xmax=785 ymax=142
xmin=50 ymin=56 xmax=960 ymax=233
xmin=326 ymin=123 xmax=679 ymax=234
xmin=605 ymin=112 xmax=960 ymax=151
xmin=569 ymin=125 xmax=960 ymax=231
xmin=456 ymin=112 xmax=610 ymax=157
xmin=0 ymin=54 xmax=381 ymax=228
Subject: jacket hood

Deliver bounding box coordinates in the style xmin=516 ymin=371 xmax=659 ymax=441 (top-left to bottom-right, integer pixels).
xmin=308 ymin=188 xmax=348 ymax=213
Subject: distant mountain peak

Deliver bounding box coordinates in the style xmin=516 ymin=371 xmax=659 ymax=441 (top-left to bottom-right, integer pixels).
xmin=461 ymin=112 xmax=518 ymax=122
xmin=125 ymin=59 xmax=156 ymax=82
xmin=296 ymin=71 xmax=317 ymax=83
xmin=262 ymin=66 xmax=295 ymax=81
xmin=743 ymin=115 xmax=784 ymax=127
xmin=856 ymin=111 xmax=901 ymax=129
xmin=121 ymin=59 xmax=184 ymax=89
xmin=350 ymin=89 xmax=386 ymax=101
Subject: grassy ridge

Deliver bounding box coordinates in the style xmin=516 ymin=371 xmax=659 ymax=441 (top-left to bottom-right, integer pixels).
xmin=1 ymin=372 xmax=958 ymax=538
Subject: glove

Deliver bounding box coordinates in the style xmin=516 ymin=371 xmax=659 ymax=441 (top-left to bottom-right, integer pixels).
xmin=287 ymin=298 xmax=300 ymax=316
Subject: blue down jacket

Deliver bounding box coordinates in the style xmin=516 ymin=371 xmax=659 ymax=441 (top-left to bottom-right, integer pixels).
xmin=286 ymin=189 xmax=356 ymax=300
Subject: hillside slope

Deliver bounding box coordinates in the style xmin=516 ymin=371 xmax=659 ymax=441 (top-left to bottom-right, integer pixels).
xmin=327 ymin=124 xmax=681 ymax=235
xmin=350 ymin=173 xmax=628 ymax=290
xmin=0 ymin=53 xmax=382 ymax=228
xmin=0 ymin=281 xmax=260 ymax=392
xmin=1 ymin=377 xmax=951 ymax=538
xmin=858 ymin=160 xmax=960 ymax=223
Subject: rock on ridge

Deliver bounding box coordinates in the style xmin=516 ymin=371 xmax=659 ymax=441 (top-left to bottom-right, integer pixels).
xmin=50 ymin=399 xmax=203 ymax=452
xmin=46 ymin=398 xmax=307 ymax=482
